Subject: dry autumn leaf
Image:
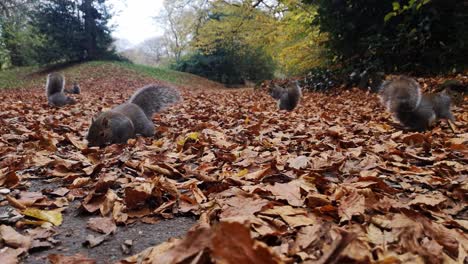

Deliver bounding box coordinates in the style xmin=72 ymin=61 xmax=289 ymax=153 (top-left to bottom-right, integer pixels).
xmin=22 ymin=208 xmax=63 ymax=226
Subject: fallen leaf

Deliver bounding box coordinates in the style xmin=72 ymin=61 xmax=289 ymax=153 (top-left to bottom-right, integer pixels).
xmin=22 ymin=208 xmax=63 ymax=226
xmin=87 ymin=217 xmax=117 ymax=234
xmin=48 ymin=253 xmax=96 ymax=264
xmin=0 ymin=225 xmax=32 ymax=250
xmin=288 ymin=155 xmax=310 ymax=170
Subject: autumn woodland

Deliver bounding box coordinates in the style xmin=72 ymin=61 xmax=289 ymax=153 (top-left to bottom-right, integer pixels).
xmin=0 ymin=0 xmax=467 ymax=263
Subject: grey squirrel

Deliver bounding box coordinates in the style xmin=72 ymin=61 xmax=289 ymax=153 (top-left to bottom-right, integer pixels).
xmin=87 ymin=84 xmax=181 ymax=147
xmin=46 ymin=72 xmax=76 ymax=106
xmin=269 ymin=81 xmax=302 ymax=111
xmin=270 ymin=84 xmax=284 ymax=100
xmin=379 ymin=76 xmax=455 ymax=131
xmin=65 ymin=82 xmax=81 ymax=94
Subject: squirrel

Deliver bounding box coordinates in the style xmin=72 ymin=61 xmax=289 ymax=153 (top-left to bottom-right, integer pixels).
xmin=46 ymin=72 xmax=76 ymax=106
xmin=379 ymin=76 xmax=454 ymax=131
xmin=65 ymin=82 xmax=81 ymax=94
xmin=270 ymin=84 xmax=285 ymax=100
xmin=269 ymin=81 xmax=302 ymax=111
xmin=87 ymin=84 xmax=181 ymax=147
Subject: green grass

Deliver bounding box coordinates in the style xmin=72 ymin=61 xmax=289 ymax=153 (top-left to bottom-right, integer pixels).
xmin=112 ymin=61 xmax=189 ymax=85
xmin=77 ymin=60 xmax=189 ymax=85
xmin=0 ymin=61 xmax=193 ymax=89
xmin=0 ymin=66 xmax=40 ymax=89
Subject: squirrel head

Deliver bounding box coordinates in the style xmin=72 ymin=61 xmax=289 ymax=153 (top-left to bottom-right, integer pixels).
xmin=383 ymin=77 xmax=421 ymax=113
xmin=270 ymin=84 xmax=284 ymax=99
xmin=87 ymin=115 xmax=113 ymax=147
xmin=392 ymin=94 xmax=414 ymax=112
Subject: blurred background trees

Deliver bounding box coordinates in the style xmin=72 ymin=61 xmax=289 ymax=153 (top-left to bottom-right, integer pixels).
xmin=0 ymin=0 xmax=114 ymax=68
xmin=307 ymin=0 xmax=467 ymax=74
xmin=150 ymin=0 xmax=466 ymax=85
xmin=1 ymin=0 xmax=466 ymax=86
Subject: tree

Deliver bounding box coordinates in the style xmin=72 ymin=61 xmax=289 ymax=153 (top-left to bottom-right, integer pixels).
xmin=0 ymin=0 xmax=43 ymax=67
xmin=0 ymin=0 xmax=36 ymax=17
xmin=32 ymin=0 xmax=114 ymax=63
xmin=80 ymin=0 xmax=113 ymax=60
xmin=139 ymin=37 xmax=169 ymax=64
xmin=82 ymin=0 xmax=99 ymax=59
xmin=120 ymin=37 xmax=171 ymax=66
xmin=32 ymin=0 xmax=84 ymax=63
xmin=172 ymin=1 xmax=277 ymax=84
xmin=156 ymin=0 xmax=210 ymax=62
xmin=303 ymin=0 xmax=468 ymax=73
xmin=156 ymin=0 xmax=327 ymax=77
xmin=263 ymin=0 xmax=327 ymax=75
xmin=172 ymin=44 xmax=275 ymax=85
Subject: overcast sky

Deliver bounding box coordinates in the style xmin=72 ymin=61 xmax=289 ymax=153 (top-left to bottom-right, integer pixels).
xmin=108 ymin=0 xmax=165 ymax=46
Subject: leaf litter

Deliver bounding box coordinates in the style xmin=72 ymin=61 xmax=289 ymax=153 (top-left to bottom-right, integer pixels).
xmin=0 ymin=64 xmax=466 ymax=263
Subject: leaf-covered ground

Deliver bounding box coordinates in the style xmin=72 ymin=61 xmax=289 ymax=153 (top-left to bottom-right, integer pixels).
xmin=0 ymin=64 xmax=467 ymax=264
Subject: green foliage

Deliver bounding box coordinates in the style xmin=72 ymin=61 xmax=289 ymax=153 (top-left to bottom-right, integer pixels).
xmin=305 ymin=0 xmax=467 ymax=74
xmin=194 ymin=2 xmax=272 ymax=54
xmin=32 ymin=0 xmax=114 ymax=64
xmin=170 ymin=1 xmax=276 ymax=85
xmin=151 ymin=0 xmax=328 ymax=78
xmin=0 ymin=0 xmax=115 ymax=67
xmin=384 ymin=0 xmax=431 ymax=22
xmin=172 ymin=44 xmax=275 ymax=85
xmin=0 ymin=5 xmax=46 ymax=67
xmin=32 ymin=0 xmax=84 ymax=63
xmin=267 ymin=0 xmax=327 ymax=75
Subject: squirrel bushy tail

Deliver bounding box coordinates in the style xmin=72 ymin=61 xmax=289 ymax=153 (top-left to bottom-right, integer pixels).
xmin=46 ymin=72 xmax=76 ymax=106
xmin=46 ymin=72 xmax=65 ymax=97
xmin=128 ymin=84 xmax=181 ymax=118
xmin=278 ymin=81 xmax=301 ymax=111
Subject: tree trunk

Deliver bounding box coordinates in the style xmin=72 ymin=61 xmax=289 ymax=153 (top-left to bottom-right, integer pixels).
xmin=82 ymin=0 xmax=98 ymax=60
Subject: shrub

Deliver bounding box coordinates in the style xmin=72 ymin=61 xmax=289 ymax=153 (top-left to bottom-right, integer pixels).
xmin=172 ymin=44 xmax=275 ymax=86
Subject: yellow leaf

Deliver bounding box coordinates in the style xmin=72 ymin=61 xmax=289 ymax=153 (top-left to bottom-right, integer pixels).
xmin=22 ymin=208 xmax=63 ymax=226
xmin=186 ymin=132 xmax=199 ymax=141
xmin=236 ymin=169 xmax=249 ymax=177
xmin=177 ymin=137 xmax=186 ymax=146
xmin=177 ymin=132 xmax=200 ymax=147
